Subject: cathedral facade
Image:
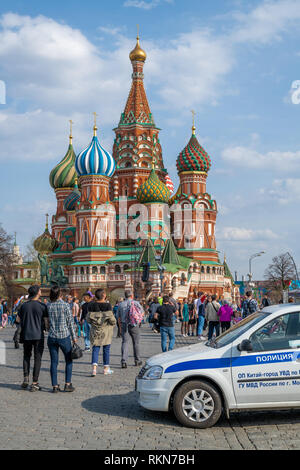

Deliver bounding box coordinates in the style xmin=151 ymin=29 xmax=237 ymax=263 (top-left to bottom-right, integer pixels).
xmin=32 ymin=36 xmax=237 ymax=302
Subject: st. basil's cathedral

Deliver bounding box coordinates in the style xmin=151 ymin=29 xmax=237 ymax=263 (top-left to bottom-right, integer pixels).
xmin=28 ymin=35 xmax=238 ymax=303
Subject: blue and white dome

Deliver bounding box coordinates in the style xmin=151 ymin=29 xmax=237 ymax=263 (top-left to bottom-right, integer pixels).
xmin=75 ymin=132 xmax=115 ymax=178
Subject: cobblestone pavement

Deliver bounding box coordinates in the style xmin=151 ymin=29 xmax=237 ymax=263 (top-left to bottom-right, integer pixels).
xmin=1 ymin=323 xmax=300 ymax=450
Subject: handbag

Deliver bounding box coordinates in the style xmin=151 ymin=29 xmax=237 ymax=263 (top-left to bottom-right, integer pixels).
xmin=71 ymin=342 xmax=83 ymax=360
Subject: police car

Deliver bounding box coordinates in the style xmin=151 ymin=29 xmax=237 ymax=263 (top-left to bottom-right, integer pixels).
xmin=136 ymin=304 xmax=300 ymax=428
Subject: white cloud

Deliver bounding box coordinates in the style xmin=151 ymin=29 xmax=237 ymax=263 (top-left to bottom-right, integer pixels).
xmin=0 ymin=13 xmax=235 ymax=162
xmin=260 ymin=178 xmax=300 ymax=204
xmin=230 ymin=0 xmax=300 ymax=44
xmin=221 ymin=146 xmax=300 ymax=172
xmin=217 ymin=226 xmax=279 ymax=241
xmin=123 ymin=0 xmax=173 ymax=9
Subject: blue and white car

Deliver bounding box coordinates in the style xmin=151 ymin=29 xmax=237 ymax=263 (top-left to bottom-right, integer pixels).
xmin=136 ymin=304 xmax=300 ymax=428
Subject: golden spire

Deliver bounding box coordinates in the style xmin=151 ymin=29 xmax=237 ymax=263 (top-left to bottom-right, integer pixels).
xmin=151 ymin=155 xmax=156 ymax=170
xmin=45 ymin=213 xmax=49 ymax=232
xmin=129 ymin=26 xmax=147 ymax=62
xmin=69 ymin=119 xmax=73 ymax=145
xmin=191 ymin=110 xmax=196 ymax=135
xmin=93 ymin=112 xmax=98 ymax=137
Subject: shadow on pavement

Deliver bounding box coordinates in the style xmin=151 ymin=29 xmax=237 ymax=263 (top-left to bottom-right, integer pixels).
xmin=81 ymin=391 xmax=300 ymax=429
xmin=81 ymin=391 xmax=180 ymax=426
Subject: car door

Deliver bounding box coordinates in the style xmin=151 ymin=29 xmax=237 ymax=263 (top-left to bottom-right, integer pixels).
xmin=231 ymin=311 xmax=300 ymax=406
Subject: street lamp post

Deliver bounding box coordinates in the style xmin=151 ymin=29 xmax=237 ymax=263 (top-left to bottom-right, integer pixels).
xmin=248 ymin=251 xmax=265 ymax=287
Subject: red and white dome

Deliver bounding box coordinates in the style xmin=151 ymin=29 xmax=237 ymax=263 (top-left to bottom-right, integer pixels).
xmin=164 ymin=174 xmax=174 ymax=194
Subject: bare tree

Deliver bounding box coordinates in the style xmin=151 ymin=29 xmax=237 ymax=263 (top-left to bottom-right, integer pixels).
xmin=23 ymin=235 xmax=39 ymax=263
xmin=264 ymin=252 xmax=296 ymax=300
xmin=0 ymin=224 xmax=20 ymax=306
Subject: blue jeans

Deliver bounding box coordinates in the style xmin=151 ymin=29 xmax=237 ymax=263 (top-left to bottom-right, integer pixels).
xmin=197 ymin=316 xmax=205 ymax=336
xmin=83 ymin=320 xmax=90 ymax=349
xmin=160 ymin=326 xmax=175 ymax=352
xmin=92 ymin=345 xmax=111 ymax=366
xmin=48 ymin=336 xmax=73 ymax=386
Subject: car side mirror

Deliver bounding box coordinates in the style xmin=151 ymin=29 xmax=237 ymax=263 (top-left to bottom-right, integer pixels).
xmin=237 ymin=339 xmax=253 ymax=352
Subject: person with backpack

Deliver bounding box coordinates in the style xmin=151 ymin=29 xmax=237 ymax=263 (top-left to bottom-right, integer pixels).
xmin=116 ymin=291 xmax=144 ymax=369
xmin=242 ymin=291 xmax=258 ymax=318
xmin=154 ymin=296 xmax=177 ymax=352
xmin=205 ymin=295 xmax=221 ymax=340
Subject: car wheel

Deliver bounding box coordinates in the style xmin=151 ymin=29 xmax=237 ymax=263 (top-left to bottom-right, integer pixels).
xmin=173 ymin=380 xmax=222 ymax=429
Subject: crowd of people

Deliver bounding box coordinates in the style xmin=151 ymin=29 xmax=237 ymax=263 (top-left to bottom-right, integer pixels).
xmin=2 ymin=285 xmax=275 ymax=393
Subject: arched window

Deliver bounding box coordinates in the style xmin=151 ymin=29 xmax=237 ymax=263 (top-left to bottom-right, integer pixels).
xmin=92 ymin=266 xmax=98 ymax=275
xmin=100 ymin=266 xmax=106 ymax=275
xmin=201 ymin=266 xmax=205 ymax=273
xmin=115 ymin=265 xmax=121 ymax=274
xmin=123 ymin=264 xmax=130 ymax=271
xmin=207 ymin=267 xmax=210 ymax=274
xmin=80 ymin=267 xmax=85 ymax=275
xmin=125 ymin=161 xmax=132 ymax=168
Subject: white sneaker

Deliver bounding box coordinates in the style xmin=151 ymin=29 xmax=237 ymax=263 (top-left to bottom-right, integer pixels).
xmin=104 ymin=368 xmax=114 ymax=375
xmin=200 ymin=336 xmax=206 ymax=340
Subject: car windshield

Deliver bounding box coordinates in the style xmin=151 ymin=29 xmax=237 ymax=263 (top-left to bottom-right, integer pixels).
xmin=207 ymin=312 xmax=267 ymax=348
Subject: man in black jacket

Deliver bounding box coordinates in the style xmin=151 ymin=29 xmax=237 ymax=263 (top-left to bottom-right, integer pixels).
xmin=154 ymin=296 xmax=177 ymax=353
xmin=16 ymin=285 xmax=48 ymax=392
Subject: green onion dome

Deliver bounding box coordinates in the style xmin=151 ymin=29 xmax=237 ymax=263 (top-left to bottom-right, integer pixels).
xmin=176 ymin=129 xmax=211 ymax=174
xmin=33 ymin=217 xmax=59 ymax=254
xmin=136 ymin=167 xmax=170 ymax=204
xmin=49 ymin=137 xmax=77 ymax=189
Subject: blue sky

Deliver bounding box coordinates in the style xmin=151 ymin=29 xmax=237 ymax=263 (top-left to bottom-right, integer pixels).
xmin=0 ymin=0 xmax=300 ymax=279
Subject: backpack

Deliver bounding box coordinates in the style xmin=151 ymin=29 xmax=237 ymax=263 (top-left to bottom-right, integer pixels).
xmin=243 ymin=299 xmax=257 ymax=317
xmin=127 ymin=301 xmax=144 ymax=327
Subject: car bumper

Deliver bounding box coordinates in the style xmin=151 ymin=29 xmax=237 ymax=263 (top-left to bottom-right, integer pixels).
xmin=135 ymin=377 xmax=178 ymax=412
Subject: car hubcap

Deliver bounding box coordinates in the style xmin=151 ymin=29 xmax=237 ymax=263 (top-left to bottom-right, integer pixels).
xmin=182 ymin=389 xmax=214 ymax=422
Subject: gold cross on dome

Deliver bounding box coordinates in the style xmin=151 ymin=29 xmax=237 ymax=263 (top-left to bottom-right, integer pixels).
xmin=93 ymin=112 xmax=98 ymax=136
xmin=191 ymin=109 xmax=196 ymax=134
xmin=69 ymin=119 xmax=73 ymax=143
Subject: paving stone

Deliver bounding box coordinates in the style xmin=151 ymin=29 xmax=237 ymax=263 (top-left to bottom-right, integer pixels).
xmin=1 ymin=324 xmax=300 ymax=450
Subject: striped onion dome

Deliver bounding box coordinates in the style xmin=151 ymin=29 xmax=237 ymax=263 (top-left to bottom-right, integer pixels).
xmin=176 ymin=131 xmax=211 ymax=174
xmin=75 ymin=132 xmax=115 ymax=178
xmin=137 ymin=168 xmax=170 ymax=204
xmin=164 ymin=174 xmax=174 ymax=194
xmin=63 ymin=179 xmax=81 ymax=211
xmin=49 ymin=142 xmax=77 ymax=189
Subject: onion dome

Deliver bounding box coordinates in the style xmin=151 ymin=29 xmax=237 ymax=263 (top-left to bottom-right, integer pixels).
xmin=75 ymin=116 xmax=115 ymax=178
xmin=63 ymin=178 xmax=81 ymax=211
xmin=164 ymin=174 xmax=174 ymax=194
xmin=176 ymin=127 xmax=211 ymax=174
xmin=49 ymin=126 xmax=77 ymax=189
xmin=33 ymin=215 xmax=59 ymax=254
xmin=137 ymin=166 xmax=170 ymax=204
xmin=129 ymin=35 xmax=147 ymax=62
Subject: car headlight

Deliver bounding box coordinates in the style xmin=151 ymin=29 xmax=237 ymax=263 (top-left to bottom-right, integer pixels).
xmin=143 ymin=365 xmax=163 ymax=380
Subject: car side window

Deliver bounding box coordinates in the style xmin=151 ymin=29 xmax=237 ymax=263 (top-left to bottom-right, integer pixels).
xmin=250 ymin=312 xmax=300 ymax=352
